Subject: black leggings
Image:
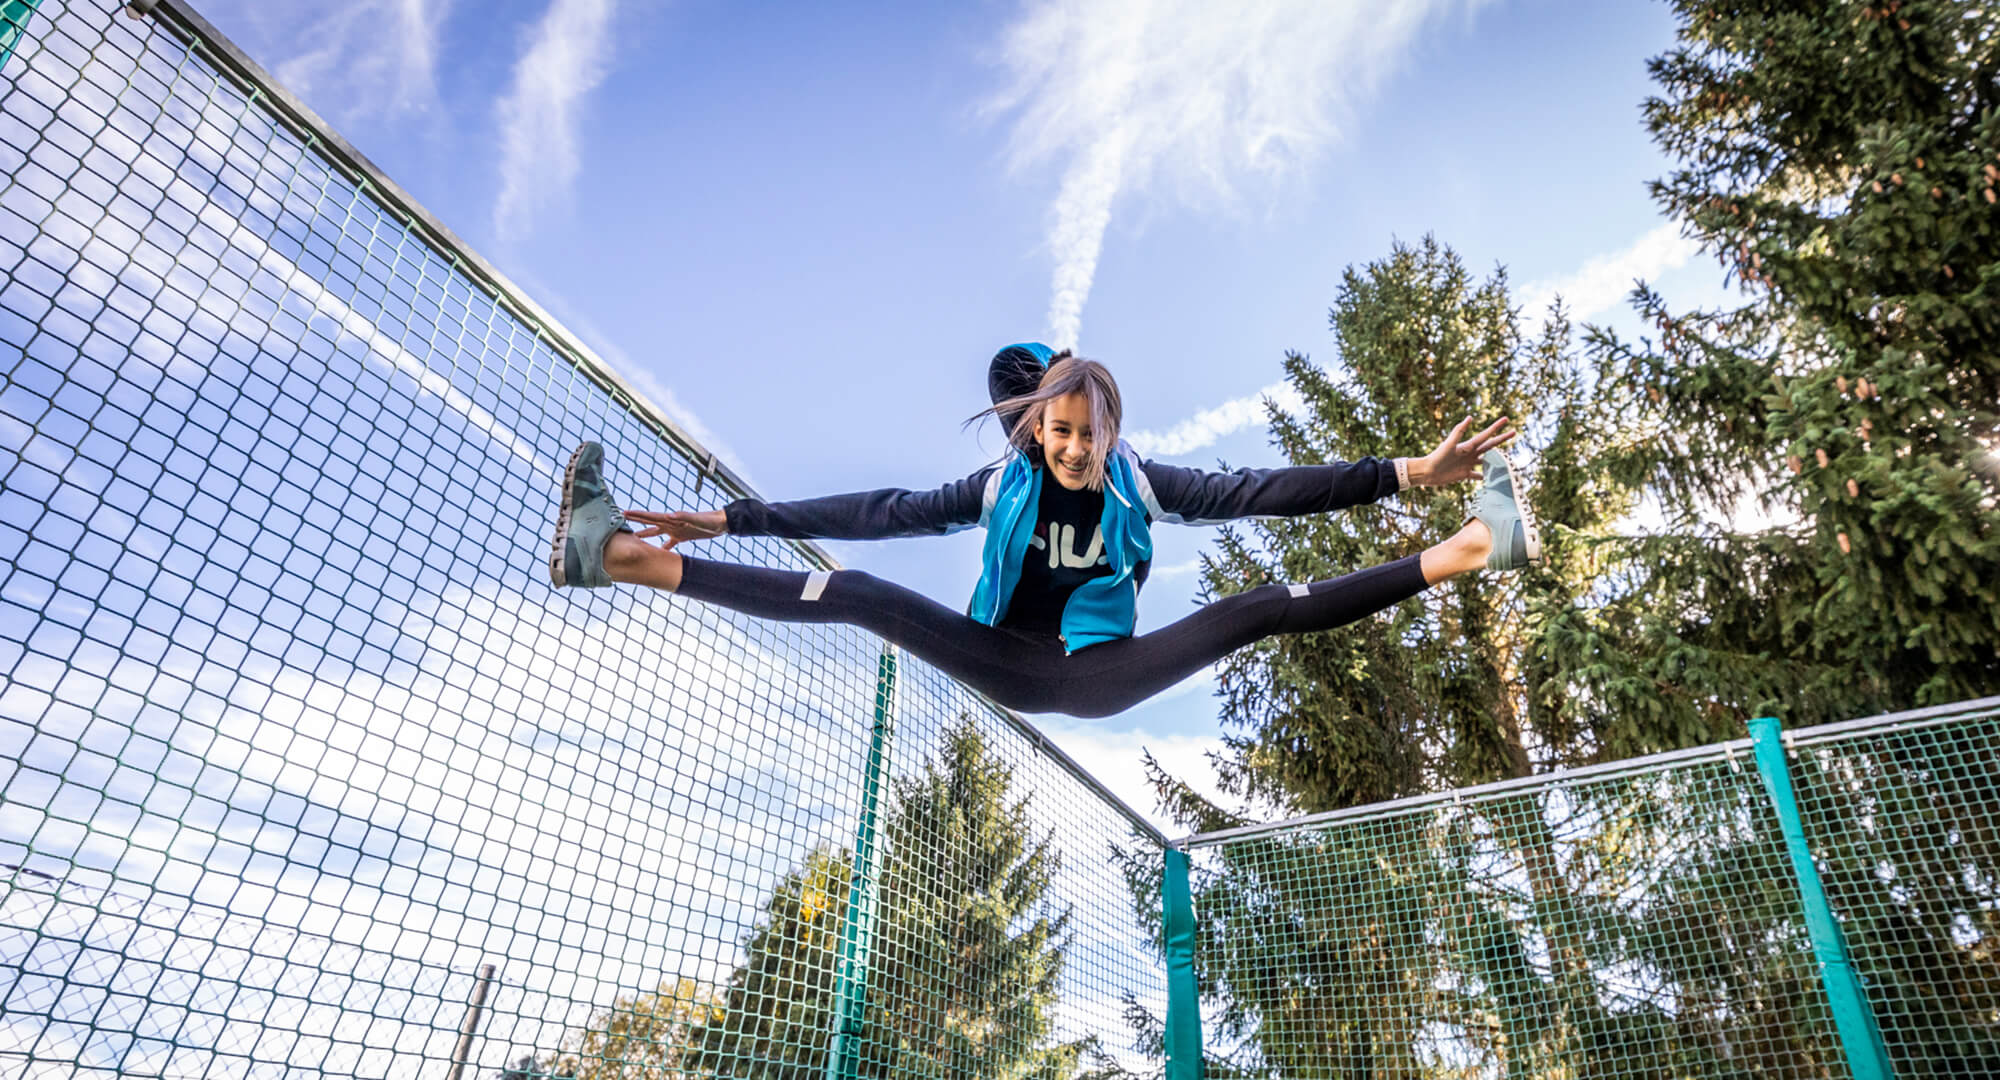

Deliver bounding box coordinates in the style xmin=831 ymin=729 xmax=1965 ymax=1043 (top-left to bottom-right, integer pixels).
xmin=675 ymin=554 xmax=1430 ymax=718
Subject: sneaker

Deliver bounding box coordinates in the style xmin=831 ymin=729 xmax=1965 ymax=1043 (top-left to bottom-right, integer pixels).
xmin=1470 ymin=450 xmax=1543 ymax=571
xmin=549 ymin=441 xmax=629 ymax=588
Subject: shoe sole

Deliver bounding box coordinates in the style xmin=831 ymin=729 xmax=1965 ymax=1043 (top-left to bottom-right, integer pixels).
xmin=1497 ymin=453 xmax=1543 ymax=564
xmin=549 ymin=443 xmax=588 ymax=587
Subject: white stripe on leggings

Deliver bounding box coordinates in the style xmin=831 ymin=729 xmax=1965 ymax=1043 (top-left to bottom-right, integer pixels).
xmin=1288 ymin=583 xmax=1310 ymax=598
xmin=802 ymin=570 xmax=831 ymax=601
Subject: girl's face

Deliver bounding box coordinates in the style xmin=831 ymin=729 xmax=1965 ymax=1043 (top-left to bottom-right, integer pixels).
xmin=1035 ymin=392 xmax=1095 ymax=490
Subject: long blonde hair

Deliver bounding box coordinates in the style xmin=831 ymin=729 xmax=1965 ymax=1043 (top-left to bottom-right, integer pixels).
xmin=968 ymin=353 xmax=1124 ymax=492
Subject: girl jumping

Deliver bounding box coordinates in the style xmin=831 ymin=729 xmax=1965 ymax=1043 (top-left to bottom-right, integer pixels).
xmin=547 ymin=345 xmax=1539 ymax=719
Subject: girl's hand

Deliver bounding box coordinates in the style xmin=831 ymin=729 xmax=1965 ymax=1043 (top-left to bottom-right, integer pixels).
xmin=625 ymin=509 xmax=728 ymax=550
xmin=1412 ymin=416 xmax=1515 ymax=486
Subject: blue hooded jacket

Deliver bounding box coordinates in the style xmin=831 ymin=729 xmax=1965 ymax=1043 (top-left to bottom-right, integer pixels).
xmin=966 ymin=441 xmax=1155 ymax=654
xmin=969 ymin=341 xmax=1153 ymax=652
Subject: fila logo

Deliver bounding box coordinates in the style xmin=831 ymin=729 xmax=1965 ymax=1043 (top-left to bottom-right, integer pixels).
xmin=1027 ymin=523 xmax=1107 ymax=569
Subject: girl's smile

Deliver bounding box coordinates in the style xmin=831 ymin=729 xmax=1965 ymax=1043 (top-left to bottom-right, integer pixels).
xmin=1036 ymin=392 xmax=1096 ymax=491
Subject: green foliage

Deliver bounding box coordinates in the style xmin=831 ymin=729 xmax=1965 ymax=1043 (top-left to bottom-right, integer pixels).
xmin=518 ymin=720 xmax=1087 ymax=1080
xmin=1199 ymin=236 xmax=1676 ymax=821
xmin=1141 ymin=715 xmax=2000 ymax=1080
xmin=1786 ymin=721 xmax=2000 ymax=1074
xmin=680 ymin=847 xmax=855 ymax=1078
xmin=1126 ymin=758 xmax=1877 ymax=1080
xmin=501 ymin=979 xmax=724 ymax=1080
xmin=1594 ymin=0 xmax=2000 ymax=717
xmin=858 ymin=720 xmax=1090 ymax=1080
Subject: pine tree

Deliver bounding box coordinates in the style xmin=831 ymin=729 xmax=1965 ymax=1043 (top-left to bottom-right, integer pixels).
xmin=858 ymin=719 xmax=1089 ymax=1080
xmin=1592 ymin=10 xmax=2000 ymax=1067
xmin=673 ymin=717 xmax=1087 ymax=1079
xmin=1127 ymin=236 xmax=1700 ymax=1079
xmin=680 ymin=847 xmax=855 ymax=1078
xmin=1585 ymin=0 xmax=2000 ymax=721
xmin=1194 ymin=236 xmax=1680 ymax=810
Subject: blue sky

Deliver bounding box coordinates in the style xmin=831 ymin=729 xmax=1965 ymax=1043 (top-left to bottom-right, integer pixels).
xmin=182 ymin=0 xmax=1731 ymax=822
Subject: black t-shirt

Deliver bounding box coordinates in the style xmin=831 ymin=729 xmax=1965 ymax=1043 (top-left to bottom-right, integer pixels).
xmin=999 ymin=472 xmax=1115 ymax=635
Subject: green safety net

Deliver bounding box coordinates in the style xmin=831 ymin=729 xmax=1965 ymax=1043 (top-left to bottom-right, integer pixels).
xmin=1170 ymin=700 xmax=2000 ymax=1080
xmin=1783 ymin=707 xmax=2000 ymax=1078
xmin=0 ymin=2 xmax=1167 ymax=1076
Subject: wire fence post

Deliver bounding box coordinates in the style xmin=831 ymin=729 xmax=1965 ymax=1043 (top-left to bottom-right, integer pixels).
xmin=826 ymin=646 xmax=898 ymax=1080
xmin=445 ymin=963 xmax=497 ymax=1080
xmin=1162 ymin=846 xmax=1202 ymax=1080
xmin=1748 ymin=716 xmax=1896 ymax=1080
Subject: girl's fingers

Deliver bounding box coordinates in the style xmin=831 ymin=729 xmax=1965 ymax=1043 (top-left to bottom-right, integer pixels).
xmin=625 ymin=509 xmax=724 ymax=538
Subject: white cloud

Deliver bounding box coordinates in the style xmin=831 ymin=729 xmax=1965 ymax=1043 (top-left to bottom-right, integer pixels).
xmin=1125 ymin=377 xmax=1305 ymax=458
xmin=493 ymin=0 xmax=619 ymax=241
xmin=1147 ymin=557 xmax=1204 ymax=580
xmin=268 ymin=0 xmax=453 ymax=121
xmin=1127 ymin=224 xmax=1703 ymax=459
xmin=990 ymin=0 xmax=1494 ymax=350
xmin=1517 ymin=221 xmax=1700 ymax=326
xmin=1035 ymin=716 xmax=1231 ymax=834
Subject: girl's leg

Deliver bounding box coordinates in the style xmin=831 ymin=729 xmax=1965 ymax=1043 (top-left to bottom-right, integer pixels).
xmin=604 ymin=535 xmax=1072 ymax=713
xmin=604 ymin=532 xmax=686 ymax=590
xmin=1050 ymin=522 xmax=1495 ymax=717
xmin=1419 ymin=519 xmax=1494 ymax=583
xmin=597 ymin=524 xmax=1496 ymax=719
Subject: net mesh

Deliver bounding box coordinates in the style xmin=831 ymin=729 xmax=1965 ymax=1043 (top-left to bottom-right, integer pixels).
xmin=0 ymin=2 xmax=1164 ymax=1076
xmin=1786 ymin=710 xmax=2000 ymax=1078
xmin=1175 ymin=703 xmax=2000 ymax=1080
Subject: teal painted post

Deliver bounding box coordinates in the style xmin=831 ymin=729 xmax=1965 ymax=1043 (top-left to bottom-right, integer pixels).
xmin=1 ymin=0 xmax=45 ymax=74
xmin=1748 ymin=716 xmax=1895 ymax=1080
xmin=1163 ymin=847 xmax=1203 ymax=1080
xmin=826 ymin=647 xmax=897 ymax=1080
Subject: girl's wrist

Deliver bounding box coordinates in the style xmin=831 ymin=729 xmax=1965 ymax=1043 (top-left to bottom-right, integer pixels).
xmin=1395 ymin=457 xmax=1415 ymax=490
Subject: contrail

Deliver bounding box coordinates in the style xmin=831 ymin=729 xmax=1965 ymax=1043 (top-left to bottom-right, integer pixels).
xmin=991 ymin=0 xmax=1493 ymax=351
xmin=1126 ymin=379 xmax=1304 ymax=459
xmin=265 ymin=0 xmax=452 ymax=121
xmin=493 ymin=0 xmax=618 ymax=242
xmin=1046 ymin=136 xmax=1129 ymax=351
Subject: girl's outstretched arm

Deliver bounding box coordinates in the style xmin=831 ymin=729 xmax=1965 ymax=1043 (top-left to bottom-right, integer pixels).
xmin=624 ymin=467 xmax=998 ymax=546
xmin=1139 ymin=416 xmax=1514 ymax=524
